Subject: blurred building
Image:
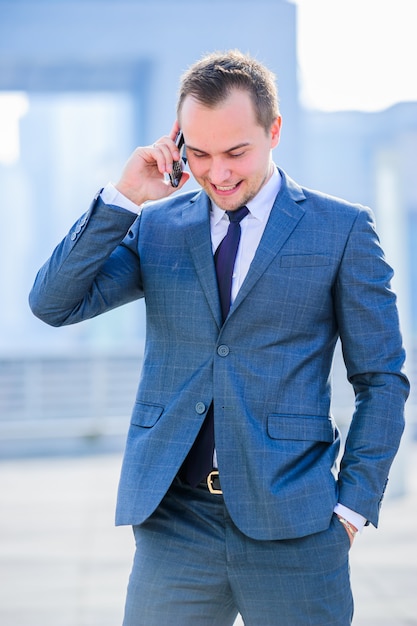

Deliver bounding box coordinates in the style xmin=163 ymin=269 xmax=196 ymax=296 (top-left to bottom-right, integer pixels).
xmin=302 ymin=103 xmax=417 ymax=416
xmin=0 ymin=0 xmax=300 ymax=452
xmin=0 ymin=0 xmax=415 ymax=457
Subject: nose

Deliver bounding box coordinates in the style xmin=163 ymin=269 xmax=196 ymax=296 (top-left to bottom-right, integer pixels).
xmin=208 ymin=158 xmax=231 ymax=184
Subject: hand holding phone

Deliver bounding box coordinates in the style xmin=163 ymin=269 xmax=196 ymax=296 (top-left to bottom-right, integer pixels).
xmin=115 ymin=126 xmax=188 ymax=205
xmin=169 ymin=131 xmax=186 ymax=188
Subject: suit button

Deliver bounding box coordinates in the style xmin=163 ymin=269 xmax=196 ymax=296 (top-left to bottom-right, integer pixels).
xmin=70 ymin=232 xmax=77 ymax=241
xmin=217 ymin=345 xmax=230 ymax=357
xmin=195 ymin=402 xmax=206 ymax=414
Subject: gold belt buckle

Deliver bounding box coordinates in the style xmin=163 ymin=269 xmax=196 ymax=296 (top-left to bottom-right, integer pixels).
xmin=207 ymin=470 xmax=222 ymax=494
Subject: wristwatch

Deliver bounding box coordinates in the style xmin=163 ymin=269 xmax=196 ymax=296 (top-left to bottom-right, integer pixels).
xmin=337 ymin=516 xmax=358 ymax=537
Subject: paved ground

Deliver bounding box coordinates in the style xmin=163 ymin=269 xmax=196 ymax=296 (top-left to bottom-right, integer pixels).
xmin=1 ymin=440 xmax=416 ymax=626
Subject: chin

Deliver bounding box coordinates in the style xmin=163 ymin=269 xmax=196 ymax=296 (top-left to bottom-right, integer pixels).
xmin=207 ymin=189 xmax=248 ymax=211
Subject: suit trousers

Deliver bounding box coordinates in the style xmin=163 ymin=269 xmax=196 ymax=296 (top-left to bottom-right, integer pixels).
xmin=122 ymin=478 xmax=354 ymax=626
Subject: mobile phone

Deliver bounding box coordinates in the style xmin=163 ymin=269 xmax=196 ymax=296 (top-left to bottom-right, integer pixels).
xmin=169 ymin=131 xmax=186 ymax=188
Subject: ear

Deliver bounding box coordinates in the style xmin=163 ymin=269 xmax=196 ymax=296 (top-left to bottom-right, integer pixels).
xmin=270 ymin=116 xmax=282 ymax=148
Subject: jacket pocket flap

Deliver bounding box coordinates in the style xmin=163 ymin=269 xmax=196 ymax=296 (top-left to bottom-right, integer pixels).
xmin=131 ymin=402 xmax=164 ymax=428
xmin=267 ymin=414 xmax=335 ymax=442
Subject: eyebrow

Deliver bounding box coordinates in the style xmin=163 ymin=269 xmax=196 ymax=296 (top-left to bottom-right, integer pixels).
xmin=186 ymin=142 xmax=251 ymax=154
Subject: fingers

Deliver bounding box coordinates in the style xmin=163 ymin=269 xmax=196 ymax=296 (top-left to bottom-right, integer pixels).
xmin=150 ymin=131 xmax=181 ymax=175
xmin=149 ymin=140 xmax=171 ymax=176
xmin=169 ymin=119 xmax=181 ymax=142
xmin=174 ymin=170 xmax=191 ymax=191
xmin=151 ymin=121 xmax=183 ymax=175
xmin=115 ymin=125 xmax=187 ymax=204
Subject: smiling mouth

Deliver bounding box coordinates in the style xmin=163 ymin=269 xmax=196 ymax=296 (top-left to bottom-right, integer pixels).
xmin=212 ymin=182 xmax=241 ymax=192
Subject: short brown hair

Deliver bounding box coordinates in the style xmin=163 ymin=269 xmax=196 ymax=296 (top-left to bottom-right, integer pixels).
xmin=177 ymin=50 xmax=280 ymax=133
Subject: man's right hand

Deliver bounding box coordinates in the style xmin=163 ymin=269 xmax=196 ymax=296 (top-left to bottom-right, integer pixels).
xmin=115 ymin=121 xmax=190 ymax=206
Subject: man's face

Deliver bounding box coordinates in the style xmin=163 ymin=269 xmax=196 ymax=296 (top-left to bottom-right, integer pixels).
xmin=179 ymin=89 xmax=281 ymax=211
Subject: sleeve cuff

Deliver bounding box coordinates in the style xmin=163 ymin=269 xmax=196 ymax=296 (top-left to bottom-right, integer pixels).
xmin=334 ymin=503 xmax=367 ymax=533
xmin=101 ymin=182 xmax=142 ymax=215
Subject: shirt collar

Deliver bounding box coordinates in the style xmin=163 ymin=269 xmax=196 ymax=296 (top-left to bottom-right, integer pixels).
xmin=211 ymin=165 xmax=281 ymax=225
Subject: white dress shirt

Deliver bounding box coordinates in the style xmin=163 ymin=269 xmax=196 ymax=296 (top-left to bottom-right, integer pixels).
xmin=210 ymin=166 xmax=281 ymax=304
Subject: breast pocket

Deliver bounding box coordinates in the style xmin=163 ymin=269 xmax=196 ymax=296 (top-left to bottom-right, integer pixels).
xmin=280 ymin=254 xmax=330 ymax=268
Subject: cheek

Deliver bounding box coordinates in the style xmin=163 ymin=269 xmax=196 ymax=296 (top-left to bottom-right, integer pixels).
xmin=188 ymin=159 xmax=206 ymax=179
xmin=239 ymin=156 xmax=263 ymax=180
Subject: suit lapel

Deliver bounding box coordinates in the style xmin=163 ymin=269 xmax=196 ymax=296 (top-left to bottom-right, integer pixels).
xmin=183 ymin=192 xmax=222 ymax=326
xmin=230 ymin=170 xmax=306 ymax=317
xmin=182 ymin=171 xmax=306 ymax=327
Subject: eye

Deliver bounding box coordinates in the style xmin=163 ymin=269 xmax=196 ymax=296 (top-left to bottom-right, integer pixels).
xmin=191 ymin=150 xmax=208 ymax=159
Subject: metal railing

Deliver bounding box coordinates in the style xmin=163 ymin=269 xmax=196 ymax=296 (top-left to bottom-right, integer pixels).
xmin=0 ymin=354 xmax=142 ymax=455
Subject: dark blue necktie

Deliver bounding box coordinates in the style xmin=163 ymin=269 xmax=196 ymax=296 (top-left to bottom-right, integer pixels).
xmin=215 ymin=205 xmax=250 ymax=323
xmin=181 ymin=206 xmax=249 ymax=486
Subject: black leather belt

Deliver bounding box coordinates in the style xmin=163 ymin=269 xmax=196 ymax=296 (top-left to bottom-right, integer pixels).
xmin=201 ymin=470 xmax=222 ymax=494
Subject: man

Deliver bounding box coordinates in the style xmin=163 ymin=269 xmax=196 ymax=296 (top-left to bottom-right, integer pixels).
xmin=29 ymin=50 xmax=409 ymax=625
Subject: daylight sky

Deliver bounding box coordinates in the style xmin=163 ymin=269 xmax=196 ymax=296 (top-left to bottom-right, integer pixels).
xmin=292 ymin=0 xmax=416 ymax=111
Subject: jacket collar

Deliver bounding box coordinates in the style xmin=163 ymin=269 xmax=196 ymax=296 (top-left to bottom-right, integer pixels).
xmin=183 ymin=169 xmax=306 ymax=327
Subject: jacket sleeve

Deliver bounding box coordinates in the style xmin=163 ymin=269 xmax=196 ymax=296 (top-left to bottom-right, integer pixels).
xmin=29 ymin=193 xmax=143 ymax=327
xmin=334 ymin=206 xmax=409 ymax=527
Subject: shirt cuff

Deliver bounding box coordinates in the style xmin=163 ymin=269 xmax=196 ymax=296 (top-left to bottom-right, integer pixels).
xmin=334 ymin=503 xmax=367 ymax=533
xmin=101 ymin=182 xmax=142 ymax=214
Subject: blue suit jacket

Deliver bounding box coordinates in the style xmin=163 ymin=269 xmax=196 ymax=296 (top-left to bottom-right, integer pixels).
xmin=29 ymin=169 xmax=409 ymax=540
